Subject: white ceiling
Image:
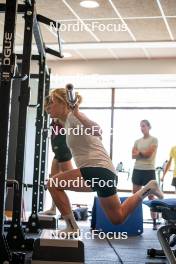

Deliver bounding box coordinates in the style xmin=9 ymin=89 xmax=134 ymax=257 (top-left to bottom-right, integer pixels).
xmin=0 ymin=0 xmax=176 ymax=60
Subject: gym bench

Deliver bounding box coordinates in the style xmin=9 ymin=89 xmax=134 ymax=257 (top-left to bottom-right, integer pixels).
xmin=144 ymin=198 xmax=176 ymax=264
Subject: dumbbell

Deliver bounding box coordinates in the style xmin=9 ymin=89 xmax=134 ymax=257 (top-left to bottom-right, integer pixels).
xmin=66 ymin=83 xmax=78 ymax=108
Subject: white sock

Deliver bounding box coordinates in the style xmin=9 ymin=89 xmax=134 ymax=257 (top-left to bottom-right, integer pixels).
xmin=50 ymin=200 xmax=56 ymax=211
xmin=38 ymin=201 xmax=56 ymax=215
xmin=58 ymin=212 xmax=80 ymax=237
xmin=137 ymin=180 xmax=164 ymax=200
xmin=63 ymin=212 xmax=79 ymax=230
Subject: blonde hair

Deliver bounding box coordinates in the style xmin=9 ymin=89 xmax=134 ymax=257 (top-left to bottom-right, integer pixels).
xmin=51 ymin=88 xmax=82 ymax=108
xmin=44 ymin=95 xmax=51 ymax=108
xmin=44 ymin=95 xmax=61 ymax=124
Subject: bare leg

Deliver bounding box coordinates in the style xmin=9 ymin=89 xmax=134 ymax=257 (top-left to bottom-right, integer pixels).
xmin=42 ymin=159 xmax=73 ymax=215
xmin=100 ymin=180 xmax=163 ymax=225
xmin=99 ymin=192 xmax=141 ymax=225
xmin=59 ymin=160 xmax=73 ymax=172
xmin=49 ymin=159 xmax=73 ymax=213
xmin=41 ymin=159 xmax=73 ymax=215
xmin=49 ymin=188 xmax=72 ymax=216
xmin=47 ymin=169 xmax=92 ymax=236
xmin=49 ymin=159 xmax=60 ymax=212
xmin=39 ymin=159 xmax=60 ymax=215
xmin=47 ymin=170 xmax=163 ymax=230
xmin=47 ymin=169 xmax=92 ymax=215
xmin=50 ymin=161 xmax=73 ymax=215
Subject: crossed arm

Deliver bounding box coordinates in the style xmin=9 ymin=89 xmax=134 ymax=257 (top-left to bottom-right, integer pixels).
xmin=132 ymin=144 xmax=157 ymax=159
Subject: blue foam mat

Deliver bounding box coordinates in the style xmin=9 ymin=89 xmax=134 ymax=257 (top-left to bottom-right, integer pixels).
xmin=93 ymin=197 xmax=143 ymax=236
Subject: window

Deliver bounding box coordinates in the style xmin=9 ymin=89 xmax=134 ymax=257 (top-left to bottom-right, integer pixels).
xmin=113 ymin=87 xmax=176 ymax=191
xmin=114 ymin=88 xmax=176 ymax=107
xmin=113 ymin=109 xmax=176 ymax=191
xmin=80 ymin=89 xmax=111 ymax=107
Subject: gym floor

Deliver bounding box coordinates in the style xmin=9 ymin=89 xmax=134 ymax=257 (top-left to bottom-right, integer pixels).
xmin=25 ymin=222 xmax=168 ymax=264
xmin=22 ymin=198 xmax=170 ymax=264
xmin=83 ymin=225 xmax=167 ymax=264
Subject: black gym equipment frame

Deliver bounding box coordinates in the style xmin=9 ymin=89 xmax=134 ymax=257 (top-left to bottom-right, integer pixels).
xmin=0 ymin=0 xmax=18 ymax=262
xmin=0 ymin=0 xmax=63 ymax=255
xmin=38 ymin=69 xmax=51 ymax=213
xmin=26 ymin=8 xmax=62 ymax=233
xmin=27 ymin=60 xmax=52 ymax=233
xmin=6 ymin=0 xmax=36 ymax=251
xmin=0 ymin=3 xmax=63 ymax=60
xmin=27 ymin=55 xmax=47 ymax=233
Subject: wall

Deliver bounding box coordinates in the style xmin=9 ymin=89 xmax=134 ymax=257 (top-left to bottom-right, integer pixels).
xmin=46 ymin=58 xmax=176 ymax=75
xmin=31 ymin=58 xmax=176 ymax=89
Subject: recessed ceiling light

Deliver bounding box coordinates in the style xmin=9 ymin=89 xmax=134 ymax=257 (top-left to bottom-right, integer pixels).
xmin=63 ymin=52 xmax=72 ymax=58
xmin=80 ymin=1 xmax=99 ymax=8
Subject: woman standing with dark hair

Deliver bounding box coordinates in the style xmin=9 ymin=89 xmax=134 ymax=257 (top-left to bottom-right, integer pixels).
xmin=132 ymin=120 xmax=159 ymax=230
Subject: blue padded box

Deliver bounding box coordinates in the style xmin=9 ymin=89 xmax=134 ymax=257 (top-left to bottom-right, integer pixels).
xmin=92 ymin=197 xmax=143 ymax=236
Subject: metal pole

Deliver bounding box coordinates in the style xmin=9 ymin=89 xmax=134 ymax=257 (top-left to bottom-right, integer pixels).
xmin=38 ymin=68 xmax=51 ymax=212
xmin=27 ymin=55 xmax=46 ymax=233
xmin=110 ymin=88 xmax=115 ymax=159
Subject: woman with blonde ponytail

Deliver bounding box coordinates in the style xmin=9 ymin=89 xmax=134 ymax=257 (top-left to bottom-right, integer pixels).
xmin=47 ymin=86 xmax=163 ymax=237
